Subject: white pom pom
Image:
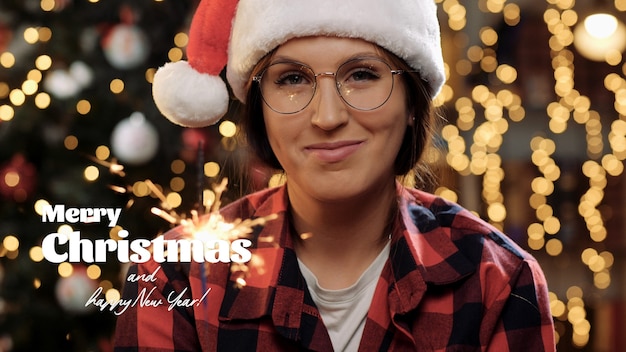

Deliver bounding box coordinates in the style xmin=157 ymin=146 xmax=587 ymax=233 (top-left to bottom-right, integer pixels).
xmin=152 ymin=61 xmax=229 ymax=128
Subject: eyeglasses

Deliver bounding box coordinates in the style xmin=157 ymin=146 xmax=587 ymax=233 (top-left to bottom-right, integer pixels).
xmin=253 ymin=57 xmax=410 ymax=114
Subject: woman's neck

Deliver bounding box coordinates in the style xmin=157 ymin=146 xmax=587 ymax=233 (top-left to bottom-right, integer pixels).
xmin=287 ymin=180 xmax=397 ymax=289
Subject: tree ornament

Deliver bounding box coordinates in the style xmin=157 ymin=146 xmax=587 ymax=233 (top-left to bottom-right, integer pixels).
xmin=111 ymin=112 xmax=159 ymax=165
xmin=0 ymin=154 xmax=37 ymax=202
xmin=102 ymin=24 xmax=150 ymax=70
xmin=43 ymin=69 xmax=82 ymax=99
xmin=55 ymin=266 xmax=97 ymax=314
xmin=68 ymin=61 xmax=94 ymax=89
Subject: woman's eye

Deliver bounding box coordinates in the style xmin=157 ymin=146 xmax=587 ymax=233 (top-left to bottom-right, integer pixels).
xmin=350 ymin=70 xmax=378 ymax=81
xmin=278 ymin=74 xmax=303 ymax=84
xmin=276 ymin=72 xmax=309 ymax=86
xmin=342 ymin=68 xmax=381 ymax=85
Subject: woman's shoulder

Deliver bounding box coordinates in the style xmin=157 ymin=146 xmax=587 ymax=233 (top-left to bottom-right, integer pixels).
xmin=402 ymin=187 xmax=534 ymax=264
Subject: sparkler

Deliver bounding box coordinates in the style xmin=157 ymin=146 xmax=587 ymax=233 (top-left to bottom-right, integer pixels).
xmin=94 ymin=142 xmax=279 ymax=289
xmin=149 ymin=177 xmax=278 ymax=288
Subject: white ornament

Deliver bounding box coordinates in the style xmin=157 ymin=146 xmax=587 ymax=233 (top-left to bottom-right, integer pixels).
xmin=55 ymin=268 xmax=97 ymax=314
xmin=103 ymin=24 xmax=150 ymax=70
xmin=111 ymin=112 xmax=159 ymax=165
xmin=69 ymin=61 xmax=94 ymax=89
xmin=43 ymin=69 xmax=81 ymax=99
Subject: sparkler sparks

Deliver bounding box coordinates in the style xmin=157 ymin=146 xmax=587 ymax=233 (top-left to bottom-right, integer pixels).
xmin=96 ymin=151 xmax=279 ymax=288
xmin=147 ymin=178 xmax=278 ymax=288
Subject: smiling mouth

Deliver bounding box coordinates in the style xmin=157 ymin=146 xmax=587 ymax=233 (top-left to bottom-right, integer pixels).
xmin=305 ymin=140 xmax=364 ymax=163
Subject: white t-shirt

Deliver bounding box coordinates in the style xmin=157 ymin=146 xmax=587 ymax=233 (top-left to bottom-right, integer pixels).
xmin=298 ymin=241 xmax=391 ymax=352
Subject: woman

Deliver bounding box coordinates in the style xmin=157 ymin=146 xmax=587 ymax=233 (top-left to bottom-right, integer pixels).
xmin=115 ymin=0 xmax=555 ymax=351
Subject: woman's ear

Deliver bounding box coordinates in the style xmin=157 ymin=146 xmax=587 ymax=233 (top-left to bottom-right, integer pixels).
xmin=408 ymin=115 xmax=415 ymax=126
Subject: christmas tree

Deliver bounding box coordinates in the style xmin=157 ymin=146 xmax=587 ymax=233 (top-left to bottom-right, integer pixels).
xmin=0 ymin=0 xmax=262 ymax=350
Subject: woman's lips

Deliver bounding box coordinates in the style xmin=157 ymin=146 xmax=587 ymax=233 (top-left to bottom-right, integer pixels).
xmin=305 ymin=140 xmax=364 ymax=163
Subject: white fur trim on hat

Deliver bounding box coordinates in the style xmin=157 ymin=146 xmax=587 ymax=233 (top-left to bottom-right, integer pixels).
xmin=226 ymin=0 xmax=445 ymax=102
xmin=152 ymin=61 xmax=229 ymax=128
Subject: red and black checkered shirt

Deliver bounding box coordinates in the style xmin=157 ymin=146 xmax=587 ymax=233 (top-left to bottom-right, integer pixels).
xmin=114 ymin=184 xmax=555 ymax=351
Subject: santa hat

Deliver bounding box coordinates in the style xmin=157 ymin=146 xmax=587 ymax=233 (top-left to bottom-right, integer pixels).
xmin=153 ymin=0 xmax=445 ymax=128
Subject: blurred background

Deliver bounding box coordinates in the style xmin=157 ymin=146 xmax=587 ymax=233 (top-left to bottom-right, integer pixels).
xmin=0 ymin=0 xmax=625 ymax=351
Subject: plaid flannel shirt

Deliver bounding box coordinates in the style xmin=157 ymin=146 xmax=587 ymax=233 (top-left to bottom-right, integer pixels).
xmin=114 ymin=184 xmax=555 ymax=351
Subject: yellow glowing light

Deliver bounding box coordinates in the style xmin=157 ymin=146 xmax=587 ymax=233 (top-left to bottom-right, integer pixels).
xmin=4 ymin=171 xmax=19 ymax=188
xmin=106 ymin=288 xmax=121 ymax=302
xmin=587 ymin=255 xmax=606 ymax=272
xmin=0 ymin=83 xmax=9 ymax=98
xmin=527 ymin=223 xmax=545 ymax=240
xmin=35 ymin=92 xmax=51 ymax=109
xmin=545 ymin=238 xmax=563 ymax=256
xmin=9 ymin=89 xmax=26 ymax=106
xmin=95 ymin=146 xmax=110 ymax=160
xmin=487 ymin=202 xmax=506 ymax=222
xmin=204 ymin=162 xmax=220 ymax=178
xmin=593 ymin=271 xmax=611 ymax=289
xmin=503 ymin=3 xmax=520 ymax=26
xmin=87 ymin=265 xmax=102 ymax=280
xmin=543 ymin=216 xmax=561 ymax=234
xmin=38 ymin=27 xmax=52 ymax=42
xmin=170 ymin=177 xmax=185 ymax=192
xmin=479 ymin=27 xmax=498 ymax=46
xmin=22 ymin=80 xmax=38 ymax=95
xmin=76 ymin=99 xmax=92 ymax=115
xmin=166 ymin=192 xmax=183 ymax=208
xmin=168 ymin=48 xmax=184 ymax=62
xmin=110 ymin=79 xmax=125 ymax=94
xmin=41 ymin=0 xmax=55 ymax=11
xmin=84 ymin=165 xmax=100 ymax=181
xmin=3 ymin=235 xmax=19 ymax=251
xmin=24 ymin=27 xmax=39 ymax=44
xmin=0 ymin=52 xmax=16 ymax=68
xmin=132 ymin=181 xmax=150 ymax=197
xmin=527 ymin=237 xmax=545 ymax=250
xmin=219 ymin=120 xmax=237 ymax=138
xmin=64 ymin=135 xmax=78 ymax=150
xmin=0 ymin=105 xmax=14 ymax=121
xmin=145 ymin=68 xmax=157 ymax=83
xmin=550 ymin=299 xmax=566 ymax=317
xmin=584 ymin=14 xmax=618 ymax=39
xmin=566 ymin=286 xmax=583 ymax=300
xmin=573 ymin=13 xmax=626 ymax=62
xmin=581 ymin=248 xmax=598 ymax=265
xmin=100 ymin=280 xmax=113 ymax=291
xmin=29 ymin=246 xmax=44 ymax=262
xmin=35 ymin=55 xmax=52 ymax=70
xmin=174 ymin=32 xmax=189 ymax=47
xmin=34 ymin=200 xmax=50 ymax=216
xmin=531 ymin=177 xmax=554 ymax=195
xmin=171 ymin=159 xmax=186 ymax=174
xmin=58 ymin=262 xmax=73 ymax=277
xmin=599 ymin=251 xmax=614 ymax=268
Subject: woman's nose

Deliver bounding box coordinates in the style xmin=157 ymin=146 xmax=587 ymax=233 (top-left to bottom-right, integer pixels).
xmin=309 ymin=75 xmax=349 ymax=130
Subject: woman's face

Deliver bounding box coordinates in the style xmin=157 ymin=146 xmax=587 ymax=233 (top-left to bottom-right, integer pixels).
xmin=261 ymin=36 xmax=411 ymax=202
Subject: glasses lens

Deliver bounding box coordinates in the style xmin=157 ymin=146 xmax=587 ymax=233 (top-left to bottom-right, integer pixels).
xmin=256 ymin=58 xmax=396 ymax=114
xmin=258 ymin=62 xmax=315 ymax=114
xmin=337 ymin=58 xmax=394 ymax=111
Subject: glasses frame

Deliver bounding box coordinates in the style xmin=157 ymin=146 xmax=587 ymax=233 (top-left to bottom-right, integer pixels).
xmin=252 ymin=56 xmax=413 ymax=114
